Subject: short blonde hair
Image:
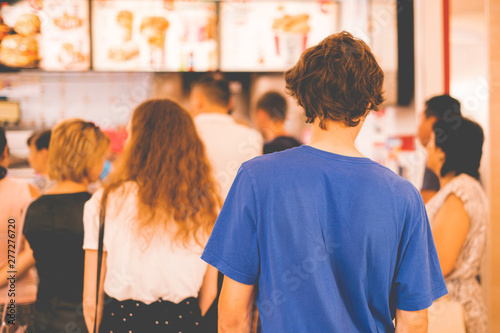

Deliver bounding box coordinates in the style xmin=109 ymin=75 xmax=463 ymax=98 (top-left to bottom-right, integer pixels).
xmin=48 ymin=119 xmax=110 ymax=182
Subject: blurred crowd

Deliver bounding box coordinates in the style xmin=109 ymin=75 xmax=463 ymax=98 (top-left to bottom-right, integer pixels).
xmin=0 ymin=31 xmax=488 ymax=333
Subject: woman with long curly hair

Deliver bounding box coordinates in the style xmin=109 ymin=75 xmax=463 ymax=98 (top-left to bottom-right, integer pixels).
xmin=82 ymin=99 xmax=221 ymax=333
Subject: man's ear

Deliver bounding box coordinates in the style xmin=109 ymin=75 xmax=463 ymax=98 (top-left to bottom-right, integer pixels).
xmin=428 ymin=115 xmax=438 ymax=125
xmin=191 ymin=88 xmax=205 ymax=114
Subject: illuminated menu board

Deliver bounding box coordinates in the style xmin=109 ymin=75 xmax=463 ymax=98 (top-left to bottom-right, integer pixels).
xmin=220 ymin=1 xmax=340 ymax=72
xmin=92 ymin=0 xmax=217 ymax=72
xmin=0 ymin=0 xmax=91 ymax=71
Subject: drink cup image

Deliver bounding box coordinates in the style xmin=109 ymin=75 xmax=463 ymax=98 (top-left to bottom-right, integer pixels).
xmin=140 ymin=16 xmax=169 ymax=66
xmin=272 ymin=13 xmax=310 ymax=66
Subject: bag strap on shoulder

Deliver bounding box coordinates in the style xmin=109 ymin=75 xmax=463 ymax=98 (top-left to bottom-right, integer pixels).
xmin=93 ymin=206 xmax=106 ymax=333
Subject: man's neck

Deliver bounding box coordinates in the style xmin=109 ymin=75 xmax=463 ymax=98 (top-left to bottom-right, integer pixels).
xmin=264 ymin=122 xmax=288 ymax=141
xmin=307 ymin=119 xmax=365 ymax=158
xmin=198 ymin=105 xmax=229 ymax=116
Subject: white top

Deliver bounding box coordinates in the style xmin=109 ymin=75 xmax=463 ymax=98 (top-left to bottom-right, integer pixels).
xmin=425 ymin=173 xmax=488 ymax=332
xmin=0 ymin=177 xmax=37 ymax=304
xmin=195 ymin=113 xmax=263 ymax=199
xmin=83 ymin=182 xmax=208 ymax=304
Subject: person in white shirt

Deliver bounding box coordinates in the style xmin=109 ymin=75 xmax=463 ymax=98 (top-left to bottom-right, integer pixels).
xmin=190 ymin=76 xmax=263 ymax=200
xmin=82 ymin=99 xmax=221 ymax=333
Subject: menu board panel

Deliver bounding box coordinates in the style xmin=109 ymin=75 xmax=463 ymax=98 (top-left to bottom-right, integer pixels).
xmin=92 ymin=0 xmax=217 ymax=72
xmin=220 ymin=1 xmax=340 ymax=72
xmin=0 ymin=0 xmax=91 ymax=71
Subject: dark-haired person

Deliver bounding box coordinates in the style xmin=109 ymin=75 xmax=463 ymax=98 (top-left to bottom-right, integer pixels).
xmin=0 ymin=127 xmax=38 ymax=333
xmin=417 ymin=95 xmax=462 ymax=203
xmin=254 ymin=91 xmax=301 ymax=154
xmin=425 ymin=118 xmax=487 ymax=332
xmin=190 ymin=76 xmax=263 ymax=200
xmin=23 ymin=119 xmax=110 ymax=333
xmin=201 ymin=31 xmax=447 ymax=332
xmin=27 ymin=130 xmax=55 ymax=193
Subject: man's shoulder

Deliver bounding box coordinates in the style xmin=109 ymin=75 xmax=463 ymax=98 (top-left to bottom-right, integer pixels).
xmin=240 ymin=146 xmax=305 ymax=178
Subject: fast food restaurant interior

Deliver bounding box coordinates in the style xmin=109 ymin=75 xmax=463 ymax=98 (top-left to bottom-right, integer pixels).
xmin=1 ymin=0 xmax=500 ymax=331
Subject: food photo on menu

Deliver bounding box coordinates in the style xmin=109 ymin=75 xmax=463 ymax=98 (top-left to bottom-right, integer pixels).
xmin=220 ymin=1 xmax=339 ymax=72
xmin=92 ymin=0 xmax=217 ymax=72
xmin=0 ymin=0 xmax=90 ymax=71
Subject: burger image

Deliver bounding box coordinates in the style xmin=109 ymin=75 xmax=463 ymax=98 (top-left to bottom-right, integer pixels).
xmin=272 ymin=14 xmax=311 ymax=35
xmin=0 ymin=34 xmax=39 ymax=67
xmin=14 ymin=14 xmax=41 ymax=37
xmin=0 ymin=23 xmax=11 ymax=41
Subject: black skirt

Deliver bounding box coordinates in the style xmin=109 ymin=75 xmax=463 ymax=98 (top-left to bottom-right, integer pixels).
xmin=99 ymin=295 xmax=203 ymax=333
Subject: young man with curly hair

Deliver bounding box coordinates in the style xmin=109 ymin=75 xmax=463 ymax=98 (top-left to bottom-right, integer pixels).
xmin=202 ymin=32 xmax=447 ymax=332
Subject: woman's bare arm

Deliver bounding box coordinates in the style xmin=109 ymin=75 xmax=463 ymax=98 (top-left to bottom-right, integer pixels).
xmin=395 ymin=308 xmax=428 ymax=333
xmin=431 ymin=194 xmax=469 ymax=276
xmin=199 ymin=264 xmax=218 ymax=316
xmin=83 ymin=249 xmax=107 ymax=333
xmin=218 ymin=276 xmax=255 ymax=333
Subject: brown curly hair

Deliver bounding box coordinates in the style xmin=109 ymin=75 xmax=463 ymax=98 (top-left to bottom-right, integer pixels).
xmin=101 ymin=99 xmax=221 ymax=247
xmin=285 ymin=31 xmax=385 ymax=129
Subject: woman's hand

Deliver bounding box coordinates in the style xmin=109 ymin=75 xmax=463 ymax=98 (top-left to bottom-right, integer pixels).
xmin=199 ymin=264 xmax=218 ymax=316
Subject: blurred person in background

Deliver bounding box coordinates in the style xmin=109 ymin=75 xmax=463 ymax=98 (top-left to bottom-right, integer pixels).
xmin=23 ymin=120 xmax=110 ymax=333
xmin=190 ymin=75 xmax=263 ymax=330
xmin=202 ymin=32 xmax=447 ymax=333
xmin=0 ymin=127 xmax=38 ymax=332
xmin=190 ymin=75 xmax=263 ymax=199
xmin=27 ymin=130 xmax=55 ymax=193
xmin=426 ymin=118 xmax=488 ymax=332
xmin=254 ymin=91 xmax=301 ymax=154
xmin=417 ymin=95 xmax=462 ymax=203
xmin=82 ymin=100 xmax=221 ymax=333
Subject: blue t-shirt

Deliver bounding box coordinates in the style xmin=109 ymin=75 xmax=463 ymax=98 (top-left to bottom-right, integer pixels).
xmin=202 ymin=146 xmax=447 ymax=332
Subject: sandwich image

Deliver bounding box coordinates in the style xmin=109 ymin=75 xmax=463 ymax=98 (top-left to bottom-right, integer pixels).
xmin=14 ymin=13 xmax=41 ymax=37
xmin=108 ymin=43 xmax=139 ymax=62
xmin=0 ymin=23 xmax=11 ymax=41
xmin=0 ymin=34 xmax=39 ymax=67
